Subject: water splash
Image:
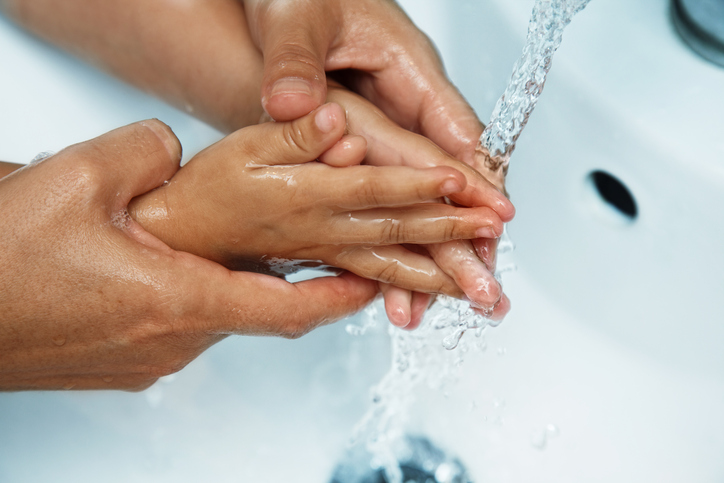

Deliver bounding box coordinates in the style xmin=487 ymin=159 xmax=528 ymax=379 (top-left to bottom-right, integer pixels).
xmin=478 ymin=0 xmax=592 ymax=174
xmin=348 ymin=1 xmax=592 ymax=481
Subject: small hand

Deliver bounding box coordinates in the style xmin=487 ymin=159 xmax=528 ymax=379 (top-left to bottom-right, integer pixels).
xmin=130 ymin=104 xmax=503 ymax=299
xmin=0 ymin=120 xmax=378 ymax=391
xmin=323 ymin=86 xmax=514 ymax=325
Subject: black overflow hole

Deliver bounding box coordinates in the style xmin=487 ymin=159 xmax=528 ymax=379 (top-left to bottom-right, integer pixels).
xmin=590 ymin=170 xmax=638 ymax=220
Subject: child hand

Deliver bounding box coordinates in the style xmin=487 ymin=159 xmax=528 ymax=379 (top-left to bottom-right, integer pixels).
xmin=322 ymin=86 xmax=515 ymax=327
xmin=129 ymin=103 xmax=502 ymax=299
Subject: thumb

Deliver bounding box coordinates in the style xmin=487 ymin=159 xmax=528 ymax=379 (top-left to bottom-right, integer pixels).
xmin=239 ymin=102 xmax=347 ymax=166
xmin=68 ymin=119 xmax=182 ymax=211
xmin=202 ymin=269 xmax=378 ymax=338
xmin=251 ymin=2 xmax=337 ymax=121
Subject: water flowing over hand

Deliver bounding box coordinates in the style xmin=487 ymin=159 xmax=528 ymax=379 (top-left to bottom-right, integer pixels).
xmin=129 ymin=104 xmax=505 ymax=300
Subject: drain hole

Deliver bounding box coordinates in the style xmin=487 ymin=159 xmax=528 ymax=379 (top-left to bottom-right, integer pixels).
xmin=589 ymin=170 xmax=638 ymax=220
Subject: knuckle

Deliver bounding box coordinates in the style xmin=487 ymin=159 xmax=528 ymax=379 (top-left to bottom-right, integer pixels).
xmin=358 ymin=175 xmax=383 ymax=207
xmin=280 ymin=122 xmax=311 ymax=156
xmin=268 ymin=41 xmax=322 ymax=76
xmin=280 ymin=319 xmax=313 ymax=340
xmin=375 ymin=262 xmax=400 ymax=285
xmin=381 ymin=220 xmax=404 ymax=244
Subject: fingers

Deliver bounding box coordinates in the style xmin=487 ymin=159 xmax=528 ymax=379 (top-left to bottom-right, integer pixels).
xmin=239 ymin=103 xmax=347 ymax=166
xmin=330 ymin=205 xmax=502 ymax=245
xmin=380 ymin=283 xmax=412 ymax=328
xmin=334 ymin=245 xmax=463 ymax=298
xmin=380 ymin=284 xmax=434 ymax=330
xmin=473 ymin=237 xmax=499 ymax=272
xmin=407 ymin=292 xmax=434 ymax=330
xmin=247 ymin=0 xmax=339 ymax=121
xmin=418 ymin=80 xmax=488 ymax=166
xmin=62 ymin=119 xmax=182 ymax=210
xmin=323 ymin=165 xmax=467 ymax=210
xmin=325 ymin=87 xmax=515 ymax=222
xmin=198 ymin=265 xmax=378 ymax=338
xmin=318 ymin=134 xmax=368 ymax=167
xmin=475 ymin=293 xmax=510 ymax=323
xmin=426 ymin=240 xmax=502 ymax=310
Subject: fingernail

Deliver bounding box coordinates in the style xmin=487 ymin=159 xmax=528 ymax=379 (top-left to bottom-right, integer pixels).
xmin=441 ymin=179 xmax=463 ymax=195
xmin=270 ymin=77 xmax=313 ymax=98
xmin=389 ymin=307 xmax=411 ymax=328
xmin=142 ymin=119 xmax=182 ymax=162
xmin=314 ymin=104 xmax=337 ymax=133
xmin=475 ymin=225 xmax=499 ymax=238
xmin=465 ymin=263 xmax=502 ymax=308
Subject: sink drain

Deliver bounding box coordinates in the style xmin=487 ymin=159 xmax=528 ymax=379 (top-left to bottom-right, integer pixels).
xmin=329 ymin=435 xmax=472 ymax=483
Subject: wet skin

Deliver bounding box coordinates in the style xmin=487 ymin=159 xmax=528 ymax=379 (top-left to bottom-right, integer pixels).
xmin=1 ymin=0 xmax=514 ymax=341
xmin=129 ymin=101 xmax=508 ymax=305
xmin=0 ymin=120 xmax=386 ymax=391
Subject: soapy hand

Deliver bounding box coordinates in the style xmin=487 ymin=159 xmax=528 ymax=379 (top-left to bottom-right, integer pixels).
xmin=130 ymin=104 xmax=504 ymax=299
xmin=0 ymin=120 xmax=381 ymax=391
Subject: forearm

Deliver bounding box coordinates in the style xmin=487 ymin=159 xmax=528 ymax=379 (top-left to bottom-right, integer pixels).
xmin=0 ymin=0 xmax=264 ymax=132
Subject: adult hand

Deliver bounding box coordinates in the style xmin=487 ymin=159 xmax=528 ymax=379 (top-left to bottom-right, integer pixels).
xmin=243 ymin=0 xmax=483 ymax=161
xmin=244 ymin=0 xmax=513 ymax=321
xmin=129 ymin=104 xmax=502 ymax=299
xmin=0 ymin=120 xmax=377 ymax=391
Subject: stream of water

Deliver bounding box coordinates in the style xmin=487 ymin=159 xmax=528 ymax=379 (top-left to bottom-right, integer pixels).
xmin=343 ymin=1 xmax=593 ymax=482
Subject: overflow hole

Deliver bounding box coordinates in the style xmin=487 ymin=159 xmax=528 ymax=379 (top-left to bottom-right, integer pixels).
xmin=589 ymin=170 xmax=638 ymax=220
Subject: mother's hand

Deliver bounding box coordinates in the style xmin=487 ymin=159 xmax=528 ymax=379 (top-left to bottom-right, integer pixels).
xmin=0 ymin=120 xmax=377 ymax=391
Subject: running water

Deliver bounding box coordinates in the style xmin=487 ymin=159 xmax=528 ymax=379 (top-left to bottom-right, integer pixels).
xmin=478 ymin=0 xmax=593 ymax=175
xmin=345 ymin=1 xmax=592 ymax=482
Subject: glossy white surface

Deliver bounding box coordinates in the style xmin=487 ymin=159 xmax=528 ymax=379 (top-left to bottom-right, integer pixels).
xmin=1 ymin=1 xmax=723 ymax=482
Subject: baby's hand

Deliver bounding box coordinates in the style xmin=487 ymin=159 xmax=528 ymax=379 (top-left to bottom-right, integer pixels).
xmin=129 ymin=104 xmax=502 ymax=299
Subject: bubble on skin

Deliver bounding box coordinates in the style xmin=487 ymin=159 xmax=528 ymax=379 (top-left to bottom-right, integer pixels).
xmin=29 ymin=151 xmax=55 ymax=164
xmin=110 ymin=209 xmax=132 ymax=230
xmin=52 ymin=335 xmax=66 ymax=346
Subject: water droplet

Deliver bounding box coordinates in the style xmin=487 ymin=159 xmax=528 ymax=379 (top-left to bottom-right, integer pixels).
xmin=52 ymin=336 xmax=66 ymax=346
xmin=442 ymin=328 xmax=465 ymax=350
xmin=345 ymin=324 xmax=365 ymax=336
xmin=530 ymin=430 xmax=548 ymax=450
xmin=546 ymin=423 xmax=560 ymax=438
xmin=102 ymin=375 xmax=114 ymax=383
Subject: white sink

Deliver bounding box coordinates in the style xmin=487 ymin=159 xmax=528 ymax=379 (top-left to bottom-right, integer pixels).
xmin=1 ymin=1 xmax=723 ymax=481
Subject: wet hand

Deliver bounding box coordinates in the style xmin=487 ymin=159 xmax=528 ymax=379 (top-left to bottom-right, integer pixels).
xmin=130 ymin=104 xmax=502 ymax=298
xmin=243 ymin=0 xmax=489 ymax=158
xmin=324 ymin=86 xmax=514 ymax=326
xmin=0 ymin=120 xmax=379 ymax=391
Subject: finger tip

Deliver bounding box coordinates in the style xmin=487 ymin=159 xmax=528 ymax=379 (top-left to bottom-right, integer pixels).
xmin=262 ymin=91 xmax=323 ymax=122
xmin=140 ymin=119 xmax=182 ymax=164
xmin=388 ymin=306 xmax=411 ymax=328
